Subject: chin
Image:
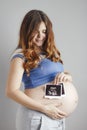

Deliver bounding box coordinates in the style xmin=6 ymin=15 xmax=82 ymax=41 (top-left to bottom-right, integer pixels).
xmin=34 ymin=40 xmax=44 ymax=47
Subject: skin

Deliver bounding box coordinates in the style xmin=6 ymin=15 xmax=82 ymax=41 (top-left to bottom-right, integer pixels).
xmin=32 ymin=22 xmax=47 ymax=47
xmin=6 ymin=22 xmax=72 ymax=120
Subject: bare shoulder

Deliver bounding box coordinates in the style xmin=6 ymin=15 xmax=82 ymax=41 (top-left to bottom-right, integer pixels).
xmin=10 ymin=57 xmax=24 ymax=75
xmin=6 ymin=57 xmax=24 ymax=91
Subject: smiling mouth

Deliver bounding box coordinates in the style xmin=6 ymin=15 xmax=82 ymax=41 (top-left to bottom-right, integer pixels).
xmin=36 ymin=39 xmax=42 ymax=42
xmin=35 ymin=39 xmax=44 ymax=43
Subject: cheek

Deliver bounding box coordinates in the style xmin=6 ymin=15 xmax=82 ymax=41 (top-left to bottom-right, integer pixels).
xmin=33 ymin=35 xmax=37 ymax=41
xmin=32 ymin=38 xmax=36 ymax=44
xmin=43 ymin=34 xmax=46 ymax=39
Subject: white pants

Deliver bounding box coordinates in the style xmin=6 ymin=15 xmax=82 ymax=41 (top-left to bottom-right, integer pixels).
xmin=16 ymin=105 xmax=65 ymax=130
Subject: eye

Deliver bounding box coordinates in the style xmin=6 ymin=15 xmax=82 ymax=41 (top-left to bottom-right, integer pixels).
xmin=42 ymin=30 xmax=46 ymax=34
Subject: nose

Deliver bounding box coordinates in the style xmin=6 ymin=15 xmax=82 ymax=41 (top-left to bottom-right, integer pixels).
xmin=37 ymin=32 xmax=41 ymax=38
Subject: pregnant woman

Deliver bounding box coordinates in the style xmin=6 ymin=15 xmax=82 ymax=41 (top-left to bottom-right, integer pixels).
xmin=6 ymin=10 xmax=78 ymax=130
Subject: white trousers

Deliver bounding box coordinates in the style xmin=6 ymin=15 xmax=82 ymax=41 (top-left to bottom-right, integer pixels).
xmin=16 ymin=105 xmax=65 ymax=130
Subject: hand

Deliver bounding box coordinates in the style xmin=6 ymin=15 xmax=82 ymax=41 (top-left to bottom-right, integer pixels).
xmin=54 ymin=72 xmax=72 ymax=84
xmin=43 ymin=103 xmax=67 ymax=119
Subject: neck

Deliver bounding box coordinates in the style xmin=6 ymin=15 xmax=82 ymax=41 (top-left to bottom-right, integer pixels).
xmin=34 ymin=45 xmax=44 ymax=54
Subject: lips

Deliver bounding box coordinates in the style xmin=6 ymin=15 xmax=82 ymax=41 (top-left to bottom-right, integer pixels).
xmin=36 ymin=39 xmax=43 ymax=42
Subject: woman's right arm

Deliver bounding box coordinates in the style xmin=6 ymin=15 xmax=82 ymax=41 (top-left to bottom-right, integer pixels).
xmin=6 ymin=57 xmax=66 ymax=119
xmin=6 ymin=57 xmax=46 ymax=111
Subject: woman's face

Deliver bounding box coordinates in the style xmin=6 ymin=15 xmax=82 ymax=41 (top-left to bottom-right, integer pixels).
xmin=32 ymin=22 xmax=47 ymax=47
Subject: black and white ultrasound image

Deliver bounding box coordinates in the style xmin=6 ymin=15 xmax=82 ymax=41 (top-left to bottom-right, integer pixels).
xmin=45 ymin=84 xmax=62 ymax=96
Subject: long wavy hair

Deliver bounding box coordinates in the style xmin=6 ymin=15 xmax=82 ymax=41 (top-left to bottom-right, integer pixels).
xmin=17 ymin=9 xmax=63 ymax=75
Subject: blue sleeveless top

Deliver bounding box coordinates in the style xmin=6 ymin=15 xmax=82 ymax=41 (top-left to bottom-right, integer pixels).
xmin=11 ymin=49 xmax=64 ymax=89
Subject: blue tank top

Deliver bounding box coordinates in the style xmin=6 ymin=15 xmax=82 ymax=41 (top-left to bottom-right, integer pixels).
xmin=11 ymin=49 xmax=64 ymax=89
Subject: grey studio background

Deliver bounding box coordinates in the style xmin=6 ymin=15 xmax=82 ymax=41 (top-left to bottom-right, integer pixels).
xmin=0 ymin=0 xmax=87 ymax=130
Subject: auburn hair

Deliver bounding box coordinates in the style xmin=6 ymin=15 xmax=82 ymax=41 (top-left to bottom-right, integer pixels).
xmin=17 ymin=9 xmax=63 ymax=75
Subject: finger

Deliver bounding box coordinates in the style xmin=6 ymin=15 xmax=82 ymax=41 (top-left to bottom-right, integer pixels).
xmin=56 ymin=114 xmax=65 ymax=118
xmin=58 ymin=75 xmax=65 ymax=82
xmin=62 ymin=76 xmax=69 ymax=82
xmin=53 ymin=78 xmax=57 ymax=84
xmin=53 ymin=73 xmax=61 ymax=84
xmin=57 ymin=109 xmax=67 ymax=116
xmin=53 ymin=78 xmax=59 ymax=85
xmin=52 ymin=113 xmax=66 ymax=120
xmin=60 ymin=73 xmax=72 ymax=82
xmin=58 ymin=112 xmax=67 ymax=117
xmin=58 ymin=73 xmax=71 ymax=82
xmin=57 ymin=72 xmax=64 ymax=81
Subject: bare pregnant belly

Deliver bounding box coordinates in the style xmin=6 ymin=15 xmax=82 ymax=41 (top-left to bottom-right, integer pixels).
xmin=24 ymin=82 xmax=78 ymax=117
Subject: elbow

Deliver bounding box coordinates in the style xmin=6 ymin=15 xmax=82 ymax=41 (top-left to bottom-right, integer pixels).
xmin=5 ymin=87 xmax=16 ymax=98
xmin=5 ymin=88 xmax=12 ymax=98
